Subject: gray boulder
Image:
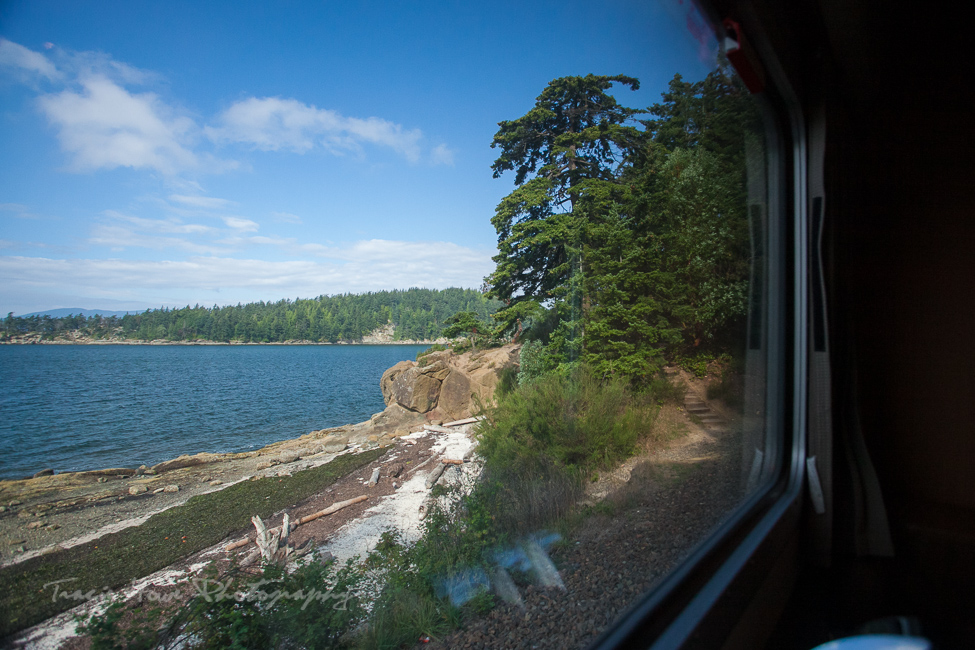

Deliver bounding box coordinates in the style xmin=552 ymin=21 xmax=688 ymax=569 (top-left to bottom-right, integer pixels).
xmin=380 ymin=361 xmax=414 ymax=405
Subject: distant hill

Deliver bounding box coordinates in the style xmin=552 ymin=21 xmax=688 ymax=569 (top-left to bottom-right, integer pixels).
xmin=19 ymin=308 xmax=142 ymax=318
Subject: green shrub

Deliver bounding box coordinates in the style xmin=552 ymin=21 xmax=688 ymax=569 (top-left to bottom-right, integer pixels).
xmin=495 ymin=365 xmax=519 ymax=399
xmin=647 ymin=375 xmax=687 ymax=404
xmin=416 ymin=344 xmax=447 ymax=361
xmin=481 ymin=458 xmax=582 ymax=535
xmin=77 ymin=559 xmax=367 ymax=650
xmin=676 ymin=351 xmax=733 ymax=378
xmin=451 ymin=339 xmax=472 ymax=355
xmin=76 ymin=599 xmax=164 ymax=650
xmin=479 ymin=365 xmax=656 ymax=476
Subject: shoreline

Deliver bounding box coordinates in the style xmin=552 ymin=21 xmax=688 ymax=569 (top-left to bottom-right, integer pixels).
xmin=0 ymin=402 xmax=436 ymax=564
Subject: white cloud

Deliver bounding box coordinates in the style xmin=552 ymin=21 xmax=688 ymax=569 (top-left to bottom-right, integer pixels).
xmin=5 ymin=39 xmax=447 ymax=177
xmin=0 ymin=203 xmax=47 ymax=220
xmin=87 ymin=210 xmax=233 ymax=254
xmin=430 ymin=143 xmax=455 ymax=166
xmin=0 ymin=241 xmax=494 ymax=310
xmin=89 ymin=224 xmax=226 ymax=255
xmin=101 ymin=210 xmax=215 ymax=235
xmin=0 ymin=38 xmax=60 ymax=82
xmin=206 ymin=97 xmax=423 ymax=162
xmin=271 ymin=211 xmax=302 ymax=224
xmin=66 ymin=49 xmax=157 ymax=86
xmin=168 ymin=194 xmax=236 ymax=210
xmin=248 ymin=235 xmax=293 ymax=246
xmin=38 ymin=75 xmax=199 ymax=174
xmin=222 ymin=216 xmax=259 ymax=232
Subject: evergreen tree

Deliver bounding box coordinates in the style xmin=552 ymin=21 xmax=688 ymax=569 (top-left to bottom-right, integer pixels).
xmin=487 ymin=74 xmax=645 ymax=343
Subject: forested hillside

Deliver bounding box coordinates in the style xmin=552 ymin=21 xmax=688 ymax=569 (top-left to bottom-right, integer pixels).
xmin=2 ymin=288 xmax=500 ymax=343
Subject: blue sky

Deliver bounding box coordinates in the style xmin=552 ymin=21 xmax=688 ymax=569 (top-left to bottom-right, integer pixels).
xmin=0 ymin=0 xmax=716 ymax=315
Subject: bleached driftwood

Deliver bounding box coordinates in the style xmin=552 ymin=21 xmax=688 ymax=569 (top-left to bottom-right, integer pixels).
xmin=297 ymin=494 xmax=368 ymax=525
xmin=444 ymin=416 xmax=484 ymax=427
xmin=252 ymin=513 xmax=291 ymax=565
xmin=225 ymin=536 xmax=251 ymax=552
xmin=239 ymin=548 xmax=261 ymax=567
xmin=423 ymin=424 xmax=451 ymax=434
xmin=367 ymin=467 xmax=381 ymax=487
xmin=229 ymin=495 xmax=370 ymax=556
xmin=425 ymin=463 xmax=446 ymax=489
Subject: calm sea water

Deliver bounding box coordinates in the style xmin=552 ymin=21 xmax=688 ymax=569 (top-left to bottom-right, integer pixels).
xmin=0 ymin=345 xmax=426 ymax=480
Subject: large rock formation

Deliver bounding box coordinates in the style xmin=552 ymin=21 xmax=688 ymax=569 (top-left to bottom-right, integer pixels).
xmin=380 ymin=344 xmax=520 ymax=421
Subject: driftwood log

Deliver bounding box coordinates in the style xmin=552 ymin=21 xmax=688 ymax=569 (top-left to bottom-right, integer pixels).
xmin=225 ymin=494 xmax=369 ymax=553
xmin=425 ymin=463 xmax=446 ymax=489
xmin=443 ymin=416 xmax=482 ymax=427
xmin=225 ymin=536 xmax=251 ymax=552
xmin=253 ymin=513 xmax=290 ymax=564
xmin=298 ymin=494 xmax=369 ymax=525
xmin=442 ymin=459 xmax=464 ymax=465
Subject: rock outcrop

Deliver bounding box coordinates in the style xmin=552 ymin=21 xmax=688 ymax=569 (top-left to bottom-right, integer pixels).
xmin=379 ymin=344 xmax=520 ymax=421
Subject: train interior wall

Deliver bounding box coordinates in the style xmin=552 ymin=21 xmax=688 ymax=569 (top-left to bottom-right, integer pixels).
xmin=719 ymin=0 xmax=975 ymax=647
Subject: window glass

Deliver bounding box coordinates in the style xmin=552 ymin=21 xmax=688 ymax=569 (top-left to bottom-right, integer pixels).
xmin=0 ymin=2 xmax=778 ymax=647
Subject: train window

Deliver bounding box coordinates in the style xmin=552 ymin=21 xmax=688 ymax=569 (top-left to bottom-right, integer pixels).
xmin=0 ymin=1 xmax=801 ymax=647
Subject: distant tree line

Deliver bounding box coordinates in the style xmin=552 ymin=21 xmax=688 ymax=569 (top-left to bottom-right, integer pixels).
xmin=2 ymin=288 xmax=500 ymax=343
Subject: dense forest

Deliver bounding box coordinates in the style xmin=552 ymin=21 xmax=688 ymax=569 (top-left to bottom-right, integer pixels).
xmin=1 ymin=288 xmax=500 ymax=343
xmin=486 ymin=63 xmax=760 ymax=384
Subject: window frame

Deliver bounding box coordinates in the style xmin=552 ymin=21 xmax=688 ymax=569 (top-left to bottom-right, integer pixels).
xmin=588 ymin=6 xmax=811 ymax=647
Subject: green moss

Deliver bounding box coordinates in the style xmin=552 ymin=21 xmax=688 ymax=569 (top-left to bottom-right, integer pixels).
xmin=0 ymin=447 xmax=385 ymax=638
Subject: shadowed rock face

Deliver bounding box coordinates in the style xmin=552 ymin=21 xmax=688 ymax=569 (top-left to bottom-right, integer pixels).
xmin=439 ymin=370 xmax=473 ymax=422
xmin=379 ymin=344 xmax=520 ymax=421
